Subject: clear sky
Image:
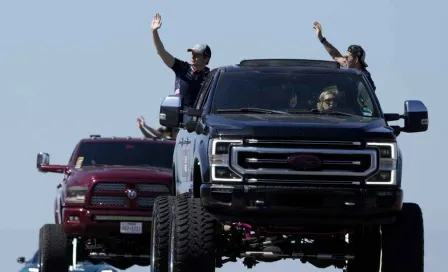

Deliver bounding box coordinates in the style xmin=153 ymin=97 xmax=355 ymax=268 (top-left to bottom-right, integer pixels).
xmin=1 ymin=0 xmax=446 ymax=271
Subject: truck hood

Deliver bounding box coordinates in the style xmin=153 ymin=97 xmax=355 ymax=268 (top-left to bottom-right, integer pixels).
xmin=68 ymin=165 xmax=172 ymax=186
xmin=206 ymin=114 xmax=395 ymax=141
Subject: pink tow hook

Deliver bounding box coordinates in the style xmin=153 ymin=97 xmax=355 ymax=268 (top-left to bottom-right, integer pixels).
xmin=232 ymin=222 xmax=253 ymax=239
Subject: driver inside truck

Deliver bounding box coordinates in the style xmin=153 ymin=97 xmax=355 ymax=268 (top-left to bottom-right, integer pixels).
xmin=261 ymin=82 xmax=298 ymax=110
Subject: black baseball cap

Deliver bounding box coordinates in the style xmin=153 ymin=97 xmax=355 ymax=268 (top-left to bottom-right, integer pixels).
xmin=187 ymin=44 xmax=212 ymax=59
xmin=346 ymin=45 xmax=368 ymax=67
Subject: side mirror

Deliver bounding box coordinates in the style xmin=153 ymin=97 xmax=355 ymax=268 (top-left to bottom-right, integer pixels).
xmin=384 ymin=100 xmax=428 ymax=135
xmin=37 ymin=152 xmax=50 ymax=172
xmin=36 ymin=152 xmax=68 ymax=173
xmin=185 ymin=121 xmax=198 ymax=133
xmin=185 ymin=107 xmax=203 ymax=117
xmin=384 ymin=113 xmax=401 ymax=122
xmin=159 ymin=95 xmax=182 ymax=128
xmin=402 ymin=100 xmax=428 ymax=133
xmin=17 ymin=256 xmax=25 ymax=263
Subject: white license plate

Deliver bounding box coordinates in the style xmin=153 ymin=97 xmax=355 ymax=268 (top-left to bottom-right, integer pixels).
xmin=120 ymin=222 xmax=142 ymax=234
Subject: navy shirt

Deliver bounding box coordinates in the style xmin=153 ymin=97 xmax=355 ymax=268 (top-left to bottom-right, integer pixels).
xmin=171 ymin=58 xmax=210 ymax=108
xmin=342 ymin=67 xmax=376 ymax=91
xmin=361 ymin=68 xmax=376 ymax=91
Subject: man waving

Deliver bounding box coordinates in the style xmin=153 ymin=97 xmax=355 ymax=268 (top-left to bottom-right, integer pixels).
xmin=313 ymin=21 xmax=376 ymax=91
xmin=151 ymin=13 xmax=212 ymax=107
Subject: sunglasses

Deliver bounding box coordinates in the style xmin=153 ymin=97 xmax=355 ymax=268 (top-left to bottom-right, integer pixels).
xmin=323 ymin=97 xmax=337 ymax=104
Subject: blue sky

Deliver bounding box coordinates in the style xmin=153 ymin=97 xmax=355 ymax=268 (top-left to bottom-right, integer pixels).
xmin=1 ymin=0 xmax=446 ymax=271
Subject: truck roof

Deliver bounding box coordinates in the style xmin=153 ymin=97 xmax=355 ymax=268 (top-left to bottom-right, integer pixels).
xmin=220 ymin=58 xmax=363 ymax=76
xmin=223 ymin=66 xmax=362 ymax=75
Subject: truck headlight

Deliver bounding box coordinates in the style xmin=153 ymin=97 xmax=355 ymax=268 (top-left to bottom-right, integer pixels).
xmin=366 ymin=142 xmax=397 ymax=185
xmin=65 ymin=186 xmax=89 ymax=203
xmin=209 ymin=139 xmax=243 ymax=182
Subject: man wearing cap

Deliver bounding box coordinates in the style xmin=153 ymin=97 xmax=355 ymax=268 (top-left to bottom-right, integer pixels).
xmin=313 ymin=21 xmax=376 ymax=91
xmin=151 ymin=13 xmax=211 ymax=107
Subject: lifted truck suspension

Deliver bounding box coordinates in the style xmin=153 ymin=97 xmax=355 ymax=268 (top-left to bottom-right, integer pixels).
xmin=89 ymin=252 xmax=150 ymax=259
xmin=82 ymin=238 xmax=151 ymax=262
xmin=222 ymin=222 xmax=352 ymax=269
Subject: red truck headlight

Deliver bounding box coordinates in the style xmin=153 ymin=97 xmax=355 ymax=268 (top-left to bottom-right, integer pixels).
xmin=65 ymin=186 xmax=89 ymax=204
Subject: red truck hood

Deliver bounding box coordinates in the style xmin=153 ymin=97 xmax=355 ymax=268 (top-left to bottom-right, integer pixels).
xmin=68 ymin=165 xmax=172 ymax=186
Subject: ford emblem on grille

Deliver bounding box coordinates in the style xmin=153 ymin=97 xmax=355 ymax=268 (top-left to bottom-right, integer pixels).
xmin=287 ymin=154 xmax=322 ymax=170
xmin=126 ymin=189 xmax=137 ymax=199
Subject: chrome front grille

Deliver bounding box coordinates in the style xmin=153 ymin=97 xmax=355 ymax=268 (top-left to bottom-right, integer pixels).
xmin=230 ymin=141 xmax=378 ymax=183
xmin=89 ymin=182 xmax=171 ymax=209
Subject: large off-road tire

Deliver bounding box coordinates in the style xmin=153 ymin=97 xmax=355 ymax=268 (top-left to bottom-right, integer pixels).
xmin=381 ymin=202 xmax=424 ymax=272
xmin=150 ymin=196 xmax=175 ymax=272
xmin=169 ymin=198 xmax=218 ymax=272
xmin=345 ymin=226 xmax=382 ymax=272
xmin=38 ymin=223 xmax=71 ymax=272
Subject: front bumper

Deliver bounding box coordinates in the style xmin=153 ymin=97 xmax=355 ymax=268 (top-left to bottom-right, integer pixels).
xmin=200 ymin=184 xmax=403 ymax=226
xmin=62 ymin=208 xmax=152 ymax=238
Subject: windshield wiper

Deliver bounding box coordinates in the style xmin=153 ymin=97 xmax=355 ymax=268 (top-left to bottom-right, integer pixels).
xmin=287 ymin=109 xmax=357 ymax=117
xmin=216 ymin=108 xmax=290 ymax=114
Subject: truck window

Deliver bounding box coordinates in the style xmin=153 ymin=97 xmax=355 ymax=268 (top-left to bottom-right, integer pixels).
xmin=75 ymin=141 xmax=174 ymax=169
xmin=31 ymin=251 xmax=38 ymax=263
xmin=211 ymin=71 xmax=381 ymax=118
xmin=356 ymin=81 xmax=376 ymax=117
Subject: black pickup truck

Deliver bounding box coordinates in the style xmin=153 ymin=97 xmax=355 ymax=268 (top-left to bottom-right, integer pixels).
xmin=151 ymin=59 xmax=428 ymax=272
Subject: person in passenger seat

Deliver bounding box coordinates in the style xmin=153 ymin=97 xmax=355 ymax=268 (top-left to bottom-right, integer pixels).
xmin=313 ymin=21 xmax=376 ymax=91
xmin=316 ymin=86 xmax=339 ymax=111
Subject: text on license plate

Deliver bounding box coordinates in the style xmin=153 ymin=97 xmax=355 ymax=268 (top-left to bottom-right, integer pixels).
xmin=120 ymin=222 xmax=143 ymax=234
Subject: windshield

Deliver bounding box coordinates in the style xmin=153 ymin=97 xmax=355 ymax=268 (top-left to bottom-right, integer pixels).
xmin=211 ymin=71 xmax=380 ymax=118
xmin=75 ymin=141 xmax=174 ymax=169
xmin=30 ymin=251 xmax=38 ymax=263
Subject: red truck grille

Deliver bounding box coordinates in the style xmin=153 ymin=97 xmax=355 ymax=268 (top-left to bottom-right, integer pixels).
xmin=88 ymin=182 xmax=171 ymax=209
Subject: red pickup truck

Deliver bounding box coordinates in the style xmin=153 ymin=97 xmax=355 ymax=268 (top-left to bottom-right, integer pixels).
xmin=36 ymin=135 xmax=175 ymax=272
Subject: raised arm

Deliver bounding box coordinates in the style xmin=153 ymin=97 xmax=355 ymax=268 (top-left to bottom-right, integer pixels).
xmin=313 ymin=22 xmax=347 ymax=67
xmin=140 ymin=124 xmax=162 ymax=138
xmin=151 ymin=13 xmax=175 ymax=68
xmin=137 ymin=116 xmax=163 ymax=138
